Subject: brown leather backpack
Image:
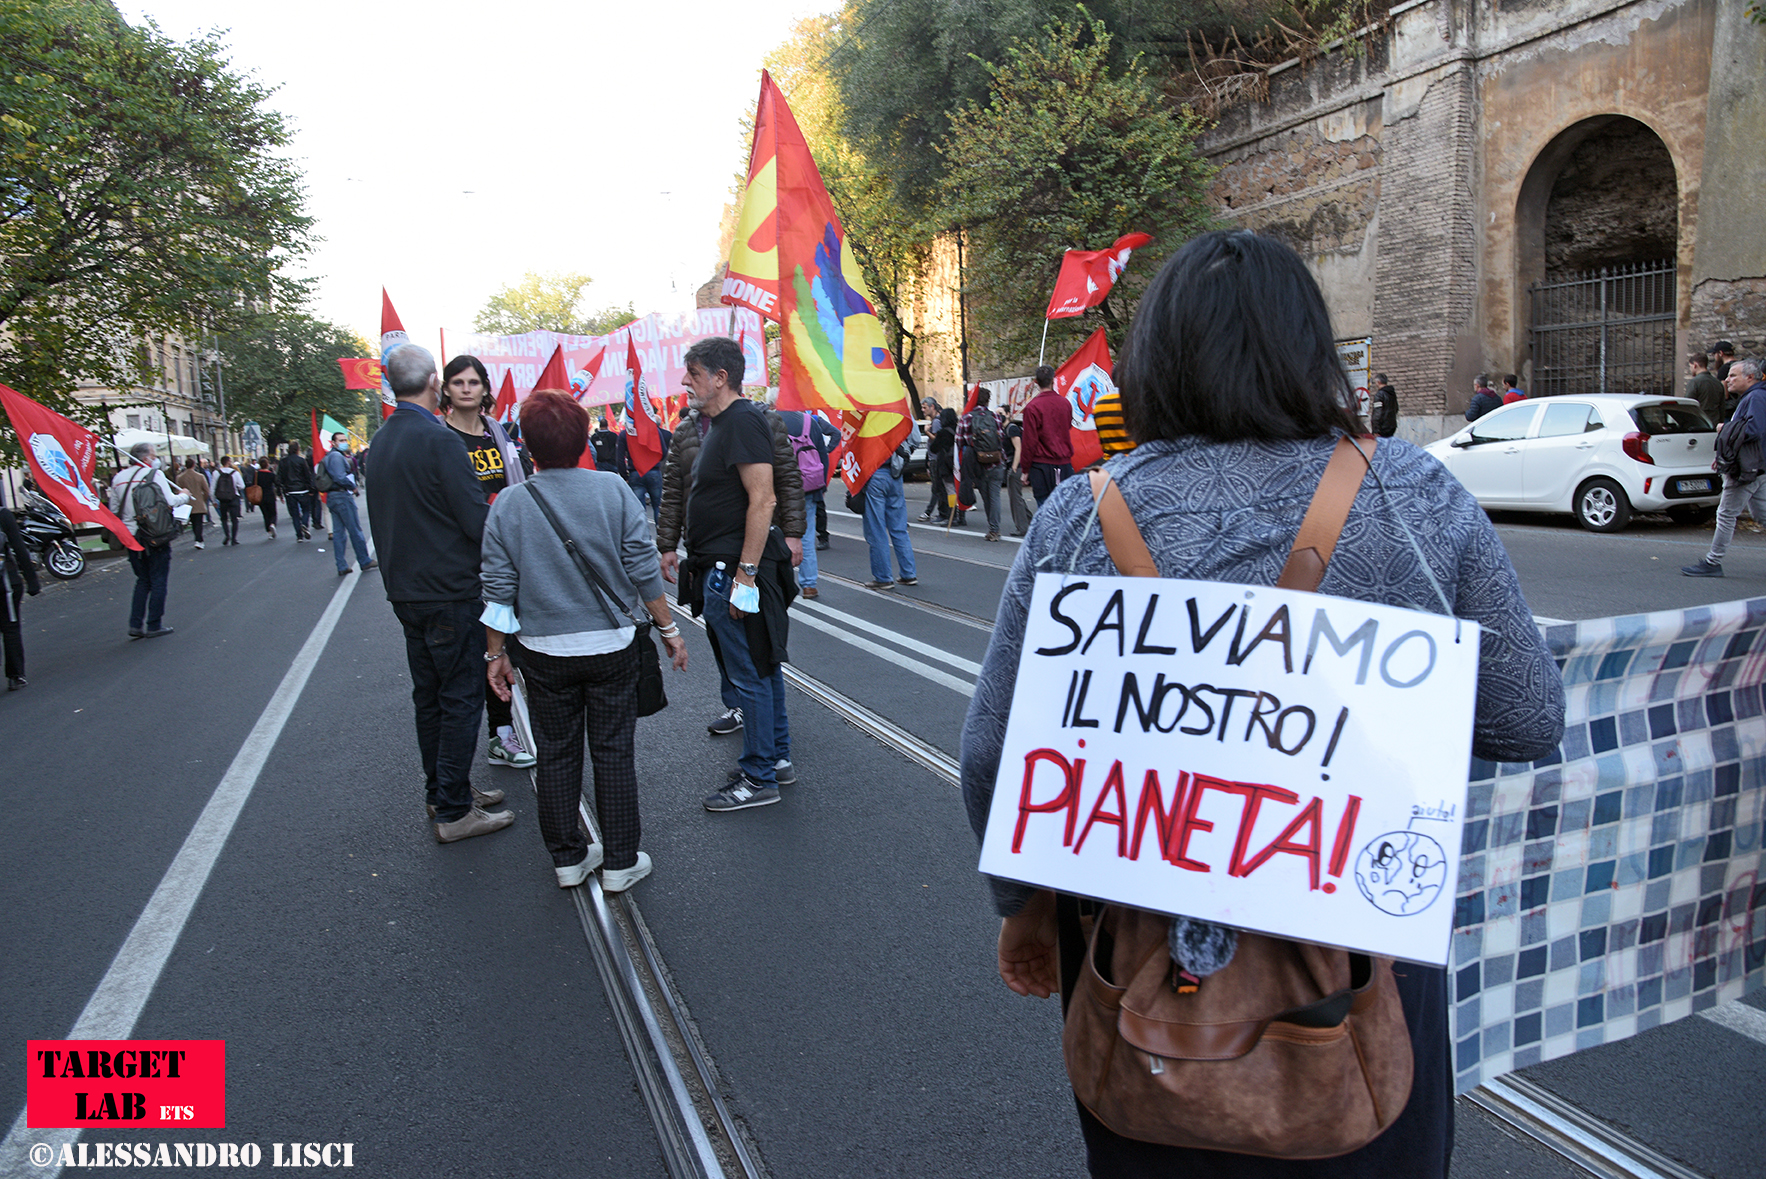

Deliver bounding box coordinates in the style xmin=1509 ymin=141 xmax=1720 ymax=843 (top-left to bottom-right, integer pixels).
xmin=1060 ymin=437 xmax=1414 ymax=1158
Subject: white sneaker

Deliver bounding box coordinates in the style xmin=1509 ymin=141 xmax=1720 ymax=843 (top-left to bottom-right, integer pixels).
xmin=555 ymin=844 xmax=605 ymax=888
xmin=487 ymin=735 xmax=536 ymax=768
xmin=600 ymin=852 xmax=653 ymax=893
xmin=193 ymin=542 xmax=205 ymax=549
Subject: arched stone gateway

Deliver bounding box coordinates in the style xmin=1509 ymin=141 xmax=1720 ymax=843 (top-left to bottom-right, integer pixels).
xmin=1517 ymin=117 xmax=1680 ymax=398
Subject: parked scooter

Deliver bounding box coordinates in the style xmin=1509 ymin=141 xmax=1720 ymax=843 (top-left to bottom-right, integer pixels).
xmin=17 ymin=489 xmax=85 ymax=581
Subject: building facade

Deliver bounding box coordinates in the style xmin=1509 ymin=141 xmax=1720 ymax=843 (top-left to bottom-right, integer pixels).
xmin=1205 ymin=0 xmax=1764 ymax=441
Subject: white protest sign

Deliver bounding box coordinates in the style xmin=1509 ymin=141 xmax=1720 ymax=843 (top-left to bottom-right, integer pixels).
xmin=979 ymin=574 xmax=1480 ymax=964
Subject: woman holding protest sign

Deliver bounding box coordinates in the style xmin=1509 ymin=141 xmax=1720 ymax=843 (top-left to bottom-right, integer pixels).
xmin=958 ymin=230 xmax=1564 ymax=1177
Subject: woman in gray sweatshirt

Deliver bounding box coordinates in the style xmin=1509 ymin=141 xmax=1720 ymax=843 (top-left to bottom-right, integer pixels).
xmin=481 ymin=391 xmax=689 ymax=894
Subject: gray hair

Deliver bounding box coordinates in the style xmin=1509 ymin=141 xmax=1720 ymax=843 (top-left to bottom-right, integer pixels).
xmin=385 ymin=345 xmax=437 ymax=397
xmin=129 ymin=441 xmax=155 ymax=461
xmin=1732 ymin=358 xmax=1763 ymax=383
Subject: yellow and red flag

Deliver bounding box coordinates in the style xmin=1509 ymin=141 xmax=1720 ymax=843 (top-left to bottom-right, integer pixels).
xmin=723 ymin=71 xmax=912 ymax=493
xmin=337 ymin=358 xmax=382 ymax=390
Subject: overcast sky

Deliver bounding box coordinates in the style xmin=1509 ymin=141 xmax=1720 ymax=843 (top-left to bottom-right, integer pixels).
xmin=124 ymin=0 xmax=827 ymax=352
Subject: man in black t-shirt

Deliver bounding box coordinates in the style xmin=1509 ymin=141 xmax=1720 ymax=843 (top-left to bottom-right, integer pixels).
xmin=663 ymin=337 xmax=792 ymax=813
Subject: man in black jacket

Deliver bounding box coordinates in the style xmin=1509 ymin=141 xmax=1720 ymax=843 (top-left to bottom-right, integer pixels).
xmin=278 ymin=441 xmax=316 ymax=540
xmin=1368 ymin=374 xmax=1398 ymax=438
xmin=366 ymin=345 xmax=512 ymax=844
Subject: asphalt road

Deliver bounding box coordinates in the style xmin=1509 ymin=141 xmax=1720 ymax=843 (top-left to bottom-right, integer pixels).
xmin=4 ymin=491 xmax=1764 ymax=1177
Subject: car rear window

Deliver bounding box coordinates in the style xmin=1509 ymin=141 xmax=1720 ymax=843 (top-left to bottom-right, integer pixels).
xmin=1631 ymin=403 xmax=1714 ymax=434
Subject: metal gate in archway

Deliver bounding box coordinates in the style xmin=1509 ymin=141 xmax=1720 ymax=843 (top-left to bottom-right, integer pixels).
xmin=1529 ymin=261 xmax=1677 ymax=397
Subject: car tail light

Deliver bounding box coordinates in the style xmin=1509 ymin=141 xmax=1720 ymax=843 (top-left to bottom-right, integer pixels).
xmin=1622 ymin=431 xmax=1654 ymax=464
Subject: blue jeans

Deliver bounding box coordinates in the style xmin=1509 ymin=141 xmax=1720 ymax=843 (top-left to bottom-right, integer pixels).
xmin=127 ymin=543 xmax=171 ymax=631
xmin=628 ymin=468 xmax=663 ymax=524
xmin=797 ymin=493 xmax=820 ymax=589
xmin=863 ymin=471 xmax=916 ymax=583
xmin=703 ymin=566 xmax=788 ymax=784
xmin=286 ymin=491 xmax=312 ymax=536
xmin=327 ymin=492 xmax=373 ymax=572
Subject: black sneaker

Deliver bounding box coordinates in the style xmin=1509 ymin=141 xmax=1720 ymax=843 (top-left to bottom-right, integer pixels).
xmin=897 ymin=576 xmax=919 ymax=586
xmin=728 ymin=759 xmax=795 ymax=786
xmin=708 ymin=707 xmax=743 ymax=735
xmin=704 ymin=777 xmax=781 ymax=812
xmin=1682 ymin=560 xmax=1724 ymax=578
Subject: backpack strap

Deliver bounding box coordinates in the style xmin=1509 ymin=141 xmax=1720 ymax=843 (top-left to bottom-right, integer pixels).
xmin=1276 ymin=437 xmax=1376 ymax=592
xmin=1085 ymin=435 xmax=1377 ymax=590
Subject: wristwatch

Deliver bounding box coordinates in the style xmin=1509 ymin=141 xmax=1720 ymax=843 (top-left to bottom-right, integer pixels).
xmin=738 ymin=562 xmax=760 ymax=577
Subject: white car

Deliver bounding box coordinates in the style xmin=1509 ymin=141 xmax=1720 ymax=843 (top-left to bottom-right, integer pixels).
xmin=1423 ymin=394 xmax=1721 ymax=532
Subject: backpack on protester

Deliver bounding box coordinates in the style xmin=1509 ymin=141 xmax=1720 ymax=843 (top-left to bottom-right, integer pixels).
xmin=791 ymin=414 xmax=828 ymax=492
xmin=968 ymin=409 xmax=1003 ymax=466
xmin=213 ymin=470 xmax=239 ymax=504
xmin=1059 ymin=440 xmax=1413 ymax=1159
xmin=129 ymin=471 xmax=179 ymax=548
xmin=1714 ymin=410 xmax=1763 ymax=483
xmin=312 ymin=454 xmax=337 ymax=493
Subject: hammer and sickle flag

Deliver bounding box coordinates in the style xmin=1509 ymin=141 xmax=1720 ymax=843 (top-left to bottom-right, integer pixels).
xmin=722 ymin=71 xmax=911 ymax=494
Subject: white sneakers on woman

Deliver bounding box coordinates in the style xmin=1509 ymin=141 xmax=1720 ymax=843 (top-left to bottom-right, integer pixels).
xmin=554 ymin=847 xmax=652 ymax=892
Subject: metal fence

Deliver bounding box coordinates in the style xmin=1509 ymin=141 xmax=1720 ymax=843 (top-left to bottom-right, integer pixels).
xmin=1529 ymin=262 xmax=1677 ymax=398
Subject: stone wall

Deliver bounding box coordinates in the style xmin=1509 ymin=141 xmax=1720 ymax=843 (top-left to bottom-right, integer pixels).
xmin=1201 ymin=0 xmax=1749 ymax=431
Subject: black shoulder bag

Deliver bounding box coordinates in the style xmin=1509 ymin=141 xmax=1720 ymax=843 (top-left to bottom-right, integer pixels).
xmin=525 ymin=482 xmax=668 ymax=717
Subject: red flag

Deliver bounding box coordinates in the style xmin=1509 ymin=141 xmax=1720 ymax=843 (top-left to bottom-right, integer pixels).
xmin=1051 ymin=327 xmax=1114 ymax=470
xmin=0 ymin=384 xmax=141 ymax=550
xmin=530 ymin=343 xmax=569 ymax=394
xmin=379 ymin=290 xmax=408 ymax=418
xmin=624 ymin=335 xmax=665 ymax=476
xmin=337 ymin=358 xmax=382 ymax=390
xmin=491 ymin=371 xmax=517 ymax=423
xmin=1045 ymin=232 xmax=1154 ymax=319
xmin=961 ymin=383 xmax=981 ymax=416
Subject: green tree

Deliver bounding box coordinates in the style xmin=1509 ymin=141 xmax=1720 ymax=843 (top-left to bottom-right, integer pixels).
xmin=0 ymin=0 xmax=313 ymax=424
xmin=473 ymin=272 xmax=635 ymax=337
xmin=217 ymin=309 xmax=370 ymax=446
xmin=767 ymin=13 xmax=937 ymax=401
xmin=938 ymin=13 xmax=1216 ymax=366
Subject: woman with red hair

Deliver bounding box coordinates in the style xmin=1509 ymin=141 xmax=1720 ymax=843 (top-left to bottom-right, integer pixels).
xmin=480 ymin=390 xmax=688 ymax=893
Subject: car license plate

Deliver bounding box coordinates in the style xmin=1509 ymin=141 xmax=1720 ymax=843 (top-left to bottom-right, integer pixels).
xmin=1678 ymin=477 xmax=1713 ymax=493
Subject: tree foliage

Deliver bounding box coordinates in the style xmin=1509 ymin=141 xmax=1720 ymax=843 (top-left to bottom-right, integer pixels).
xmin=939 ymin=14 xmax=1216 ymax=365
xmin=217 ymin=309 xmax=370 ymax=446
xmin=0 ymin=0 xmax=313 ymax=420
xmin=472 ymin=271 xmax=635 ymax=338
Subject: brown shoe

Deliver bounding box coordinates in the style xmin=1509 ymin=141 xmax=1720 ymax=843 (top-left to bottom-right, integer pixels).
xmin=434 ymin=806 xmax=515 ymax=843
xmin=801 ymin=586 xmax=820 ymax=599
xmin=427 ymin=786 xmax=507 ymax=819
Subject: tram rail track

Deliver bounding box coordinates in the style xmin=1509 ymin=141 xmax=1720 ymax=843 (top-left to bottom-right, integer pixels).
xmin=537 ymin=595 xmax=1702 ymax=1179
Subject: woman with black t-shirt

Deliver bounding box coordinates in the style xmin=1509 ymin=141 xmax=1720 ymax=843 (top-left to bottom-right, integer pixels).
xmin=441 ymin=353 xmax=532 ymax=770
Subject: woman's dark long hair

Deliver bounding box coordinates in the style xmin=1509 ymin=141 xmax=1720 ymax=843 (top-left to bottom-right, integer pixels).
xmin=1119 ymin=230 xmax=1361 ymax=444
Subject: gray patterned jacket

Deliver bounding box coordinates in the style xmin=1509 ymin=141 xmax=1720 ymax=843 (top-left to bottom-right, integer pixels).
xmin=959 ymin=434 xmax=1567 ymax=917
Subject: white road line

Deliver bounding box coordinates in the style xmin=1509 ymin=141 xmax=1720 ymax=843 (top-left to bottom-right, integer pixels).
xmin=1699 ymin=999 xmax=1766 ymax=1047
xmin=790 ymin=609 xmax=976 ymax=697
xmin=0 ymin=573 xmax=362 ymax=1179
xmin=1533 ymin=616 xmax=1572 ymax=626
xmin=795 ymin=597 xmax=983 ymax=674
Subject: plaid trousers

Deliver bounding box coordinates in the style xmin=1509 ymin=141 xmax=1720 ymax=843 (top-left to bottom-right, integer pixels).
xmin=516 ymin=639 xmax=642 ymax=871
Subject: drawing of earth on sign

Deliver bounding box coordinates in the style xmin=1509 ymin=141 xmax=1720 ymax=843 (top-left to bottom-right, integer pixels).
xmin=1354 ymin=831 xmax=1448 ymax=916
xmin=30 ymin=432 xmax=100 ymax=510
xmin=1065 ymin=363 xmax=1111 ymax=430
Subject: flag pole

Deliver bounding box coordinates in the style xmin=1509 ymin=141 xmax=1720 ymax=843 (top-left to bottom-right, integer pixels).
xmin=1037 ymin=319 xmax=1050 ymax=369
